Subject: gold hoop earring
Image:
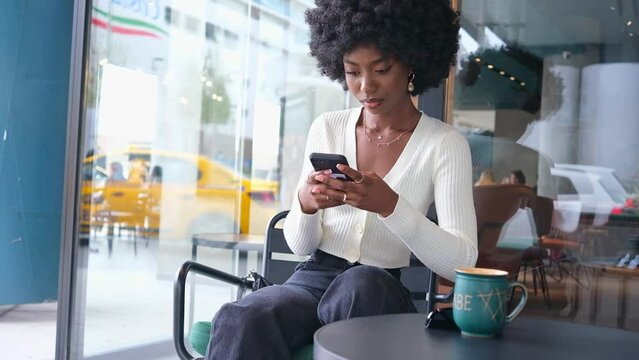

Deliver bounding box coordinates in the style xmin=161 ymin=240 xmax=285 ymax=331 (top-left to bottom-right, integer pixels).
xmin=407 ymin=73 xmax=415 ymax=93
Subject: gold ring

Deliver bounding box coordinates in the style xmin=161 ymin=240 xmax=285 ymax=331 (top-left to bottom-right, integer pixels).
xmin=354 ymin=173 xmax=365 ymax=184
xmin=342 ymin=193 xmax=347 ymax=202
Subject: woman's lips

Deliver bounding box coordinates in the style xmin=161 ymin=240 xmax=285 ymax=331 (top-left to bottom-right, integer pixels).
xmin=362 ymin=99 xmax=383 ymax=108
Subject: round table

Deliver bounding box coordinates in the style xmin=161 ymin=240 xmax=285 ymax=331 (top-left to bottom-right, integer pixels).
xmin=313 ymin=313 xmax=639 ymax=360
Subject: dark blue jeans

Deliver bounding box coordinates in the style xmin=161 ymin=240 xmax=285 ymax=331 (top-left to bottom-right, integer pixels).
xmin=205 ymin=250 xmax=416 ymax=360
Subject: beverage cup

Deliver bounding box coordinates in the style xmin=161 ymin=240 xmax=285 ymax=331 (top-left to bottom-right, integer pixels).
xmin=452 ymin=267 xmax=528 ymax=337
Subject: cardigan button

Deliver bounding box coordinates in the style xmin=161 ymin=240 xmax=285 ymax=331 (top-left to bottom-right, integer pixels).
xmin=355 ymin=223 xmax=364 ymax=234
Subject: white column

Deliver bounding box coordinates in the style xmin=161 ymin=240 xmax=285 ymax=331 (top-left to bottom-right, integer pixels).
xmin=538 ymin=64 xmax=581 ymax=165
xmin=579 ymin=63 xmax=639 ymax=180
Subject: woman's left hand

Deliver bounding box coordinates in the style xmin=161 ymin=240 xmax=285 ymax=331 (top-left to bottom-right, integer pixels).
xmin=314 ymin=164 xmax=399 ymax=217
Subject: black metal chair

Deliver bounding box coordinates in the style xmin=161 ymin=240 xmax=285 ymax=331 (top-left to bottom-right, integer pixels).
xmin=521 ymin=195 xmax=553 ymax=308
xmin=173 ymin=210 xmax=448 ymax=359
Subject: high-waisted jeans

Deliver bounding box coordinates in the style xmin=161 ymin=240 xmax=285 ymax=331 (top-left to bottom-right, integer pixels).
xmin=205 ymin=249 xmax=417 ymax=360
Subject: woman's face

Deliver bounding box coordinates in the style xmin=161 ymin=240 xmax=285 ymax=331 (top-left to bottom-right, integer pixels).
xmin=343 ymin=45 xmax=412 ymax=115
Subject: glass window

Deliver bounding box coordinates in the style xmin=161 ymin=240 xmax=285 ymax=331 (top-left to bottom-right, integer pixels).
xmin=453 ymin=0 xmax=639 ymax=331
xmin=156 ymin=156 xmax=201 ymax=183
xmin=554 ymin=175 xmax=578 ymax=195
xmin=73 ymin=0 xmax=347 ymax=357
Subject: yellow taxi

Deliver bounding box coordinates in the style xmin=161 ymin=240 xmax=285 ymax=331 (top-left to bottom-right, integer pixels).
xmin=80 ymin=149 xmax=279 ymax=239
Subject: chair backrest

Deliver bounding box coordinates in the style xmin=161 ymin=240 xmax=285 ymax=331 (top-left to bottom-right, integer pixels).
xmin=473 ymin=184 xmax=536 ymax=256
xmin=552 ymin=200 xmax=581 ymax=234
xmin=472 ymin=185 xmax=536 ymax=280
xmin=261 ymin=210 xmax=436 ymax=313
xmin=400 ymin=256 xmax=434 ymax=313
xmin=261 ymin=210 xmax=296 ymax=285
xmin=533 ymin=195 xmax=554 ymax=238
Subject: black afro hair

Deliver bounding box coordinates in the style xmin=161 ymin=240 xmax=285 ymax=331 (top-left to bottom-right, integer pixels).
xmin=305 ymin=0 xmax=460 ymax=95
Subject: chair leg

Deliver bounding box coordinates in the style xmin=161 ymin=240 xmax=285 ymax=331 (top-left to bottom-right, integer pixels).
xmin=551 ymin=253 xmax=572 ymax=283
xmin=571 ymin=263 xmax=592 ymax=289
xmin=549 ymin=260 xmax=563 ymax=282
xmin=532 ymin=265 xmax=539 ymax=296
xmin=547 ymin=249 xmax=567 ymax=283
xmin=538 ymin=263 xmax=551 ymax=309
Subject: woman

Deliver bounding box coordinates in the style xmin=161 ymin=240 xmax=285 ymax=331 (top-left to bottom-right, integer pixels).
xmin=206 ymin=1 xmax=477 ymax=359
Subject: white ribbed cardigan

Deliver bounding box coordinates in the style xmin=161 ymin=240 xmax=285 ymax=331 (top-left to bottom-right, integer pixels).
xmin=283 ymin=107 xmax=478 ymax=281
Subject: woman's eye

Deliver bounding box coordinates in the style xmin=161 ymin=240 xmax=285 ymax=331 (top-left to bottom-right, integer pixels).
xmin=375 ymin=66 xmax=392 ymax=74
xmin=345 ymin=71 xmax=359 ymax=76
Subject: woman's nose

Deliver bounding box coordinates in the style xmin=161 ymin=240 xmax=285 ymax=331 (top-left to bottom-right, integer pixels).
xmin=360 ymin=74 xmax=377 ymax=93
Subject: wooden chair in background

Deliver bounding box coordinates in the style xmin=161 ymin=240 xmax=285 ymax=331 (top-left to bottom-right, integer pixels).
xmin=473 ymin=185 xmax=536 ymax=279
xmin=439 ymin=184 xmax=536 ymax=290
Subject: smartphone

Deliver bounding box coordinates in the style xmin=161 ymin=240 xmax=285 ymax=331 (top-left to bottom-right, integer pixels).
xmin=309 ymin=152 xmax=353 ymax=181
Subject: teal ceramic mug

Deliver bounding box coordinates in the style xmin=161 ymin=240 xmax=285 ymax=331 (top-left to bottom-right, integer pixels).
xmin=452 ymin=267 xmax=528 ymax=337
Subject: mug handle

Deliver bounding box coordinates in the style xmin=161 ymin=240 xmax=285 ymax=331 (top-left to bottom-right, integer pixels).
xmin=505 ymin=281 xmax=528 ymax=324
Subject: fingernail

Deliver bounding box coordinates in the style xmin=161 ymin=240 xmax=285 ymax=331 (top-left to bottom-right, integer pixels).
xmin=324 ymin=170 xmax=332 ymax=174
xmin=336 ymin=164 xmax=345 ymax=170
xmin=311 ymin=187 xmax=319 ymax=194
xmin=316 ymin=175 xmax=325 ymax=182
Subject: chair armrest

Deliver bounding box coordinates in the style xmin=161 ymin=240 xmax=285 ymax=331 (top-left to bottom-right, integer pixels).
xmin=433 ymin=289 xmax=455 ymax=303
xmin=173 ymin=261 xmax=252 ymax=360
xmin=426 ymin=268 xmax=454 ymax=312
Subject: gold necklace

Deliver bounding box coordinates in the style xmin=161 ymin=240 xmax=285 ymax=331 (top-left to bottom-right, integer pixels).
xmin=363 ymin=111 xmax=421 ymax=147
xmin=368 ymin=124 xmax=384 ymax=140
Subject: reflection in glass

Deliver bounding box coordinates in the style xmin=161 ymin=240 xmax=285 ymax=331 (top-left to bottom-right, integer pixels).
xmin=454 ymin=0 xmax=639 ymax=331
xmin=75 ymin=0 xmax=346 ymax=357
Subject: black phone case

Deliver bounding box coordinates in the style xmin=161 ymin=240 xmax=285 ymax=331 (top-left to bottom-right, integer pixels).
xmin=309 ymin=152 xmax=352 ymax=181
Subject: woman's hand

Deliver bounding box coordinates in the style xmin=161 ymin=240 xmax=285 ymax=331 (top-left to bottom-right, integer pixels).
xmin=298 ymin=169 xmax=346 ymax=214
xmin=312 ymin=164 xmax=399 ymax=217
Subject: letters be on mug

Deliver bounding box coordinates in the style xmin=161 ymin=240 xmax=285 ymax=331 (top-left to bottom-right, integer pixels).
xmin=454 ymin=293 xmax=473 ymax=311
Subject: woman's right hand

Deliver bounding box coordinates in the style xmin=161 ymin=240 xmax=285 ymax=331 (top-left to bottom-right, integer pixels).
xmin=298 ymin=170 xmax=344 ymax=214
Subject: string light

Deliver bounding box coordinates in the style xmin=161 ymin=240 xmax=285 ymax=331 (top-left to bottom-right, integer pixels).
xmin=474 ymin=58 xmax=527 ymax=87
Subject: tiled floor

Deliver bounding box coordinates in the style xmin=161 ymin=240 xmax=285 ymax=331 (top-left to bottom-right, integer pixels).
xmin=0 ymin=303 xmax=58 ymax=360
xmin=0 ymin=231 xmax=249 ymax=360
xmin=1 ymin=233 xmax=637 ymax=359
